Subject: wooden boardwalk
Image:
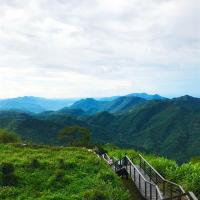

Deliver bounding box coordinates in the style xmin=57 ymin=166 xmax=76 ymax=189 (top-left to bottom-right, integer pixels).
xmin=102 ymin=153 xmax=198 ymax=200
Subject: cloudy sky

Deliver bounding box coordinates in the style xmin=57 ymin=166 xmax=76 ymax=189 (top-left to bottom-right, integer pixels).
xmin=0 ymin=0 xmax=199 ymax=98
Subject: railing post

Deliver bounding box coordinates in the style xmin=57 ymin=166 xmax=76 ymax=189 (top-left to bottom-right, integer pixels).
xmin=134 ymin=167 xmax=136 ymax=181
xmin=156 ymin=188 xmax=158 ymax=200
xmin=129 ymin=161 xmax=131 ymax=176
xmin=156 ymin=173 xmax=158 ymax=184
xmin=150 ymin=184 xmax=152 ymax=200
xmin=139 ymin=174 xmax=141 ymax=190
xmin=163 ymin=181 xmax=165 ymax=196
xmin=150 ymin=167 xmax=152 ymax=181
xmin=170 ymin=184 xmax=173 ymax=199
xmin=145 ymin=182 xmax=147 ymax=197
xmin=140 ymin=156 xmax=142 ymax=168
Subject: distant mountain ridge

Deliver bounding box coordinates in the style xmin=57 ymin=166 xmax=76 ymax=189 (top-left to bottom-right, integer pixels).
xmin=0 ymin=93 xmax=166 ymax=113
xmin=97 ymin=93 xmax=166 ymax=101
xmin=0 ymin=96 xmax=79 ymax=113
xmin=70 ymin=96 xmax=146 ymax=114
xmin=127 ymin=93 xmax=166 ymax=100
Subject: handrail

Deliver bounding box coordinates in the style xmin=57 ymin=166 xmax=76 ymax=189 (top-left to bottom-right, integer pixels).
xmin=139 ymin=154 xmax=165 ymax=180
xmin=139 ymin=154 xmax=184 ymax=189
xmin=138 ymin=154 xmax=198 ymax=200
xmin=100 ymin=152 xmax=198 ymax=200
xmin=125 ymin=156 xmax=156 ymax=186
xmin=125 ymin=156 xmax=157 ymax=186
xmin=122 ymin=155 xmax=163 ymax=200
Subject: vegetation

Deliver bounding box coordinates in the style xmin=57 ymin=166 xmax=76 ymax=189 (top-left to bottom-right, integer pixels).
xmin=1 ymin=162 xmax=19 ymax=186
xmin=105 ymin=145 xmax=200 ymax=199
xmin=0 ymin=144 xmax=130 ymax=200
xmin=58 ymin=125 xmax=91 ymax=147
xmin=0 ymin=129 xmax=21 ymax=144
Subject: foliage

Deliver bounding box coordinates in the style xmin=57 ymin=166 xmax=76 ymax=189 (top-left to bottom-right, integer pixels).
xmin=0 ymin=144 xmax=130 ymax=200
xmin=58 ymin=125 xmax=91 ymax=147
xmin=29 ymin=158 xmax=40 ymax=169
xmin=0 ymin=129 xmax=21 ymax=144
xmin=1 ymin=163 xmax=15 ymax=175
xmin=57 ymin=159 xmax=66 ymax=169
xmin=1 ymin=162 xmax=18 ymax=186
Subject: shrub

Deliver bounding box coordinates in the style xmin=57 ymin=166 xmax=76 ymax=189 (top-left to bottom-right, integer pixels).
xmin=1 ymin=162 xmax=18 ymax=186
xmin=57 ymin=159 xmax=65 ymax=169
xmin=83 ymin=189 xmax=108 ymax=200
xmin=0 ymin=129 xmax=21 ymax=144
xmin=97 ymin=172 xmax=115 ymax=183
xmin=46 ymin=170 xmax=73 ymax=189
xmin=1 ymin=163 xmax=15 ymax=175
xmin=2 ymin=174 xmax=18 ymax=186
xmin=29 ymin=159 xmax=40 ymax=169
xmin=54 ymin=169 xmax=65 ymax=181
xmin=65 ymin=161 xmax=77 ymax=170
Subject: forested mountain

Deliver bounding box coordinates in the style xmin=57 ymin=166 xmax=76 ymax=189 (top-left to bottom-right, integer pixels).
xmin=0 ymin=95 xmax=199 ymax=162
xmin=0 ymin=110 xmax=110 ymax=144
xmin=87 ymin=95 xmax=200 ymax=162
xmin=71 ymin=96 xmax=146 ymax=114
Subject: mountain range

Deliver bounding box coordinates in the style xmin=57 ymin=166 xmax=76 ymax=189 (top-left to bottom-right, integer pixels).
xmin=0 ymin=94 xmax=199 ymax=163
xmin=0 ymin=93 xmax=165 ymax=113
xmin=0 ymin=96 xmax=79 ymax=113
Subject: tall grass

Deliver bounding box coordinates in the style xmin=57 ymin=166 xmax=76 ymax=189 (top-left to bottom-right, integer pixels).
xmin=0 ymin=144 xmax=130 ymax=200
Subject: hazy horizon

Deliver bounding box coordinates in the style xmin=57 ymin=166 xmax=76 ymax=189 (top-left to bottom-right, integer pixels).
xmin=0 ymin=92 xmax=199 ymax=100
xmin=0 ymin=0 xmax=199 ymax=98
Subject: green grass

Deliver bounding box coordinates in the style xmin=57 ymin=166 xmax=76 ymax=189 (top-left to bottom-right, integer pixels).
xmin=105 ymin=145 xmax=200 ymax=199
xmin=0 ymin=144 xmax=130 ymax=200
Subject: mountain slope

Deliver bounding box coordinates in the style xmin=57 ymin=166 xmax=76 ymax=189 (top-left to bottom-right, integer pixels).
xmin=0 ymin=110 xmax=111 ymax=144
xmin=71 ymin=96 xmax=146 ymax=114
xmin=87 ymin=96 xmax=200 ymax=162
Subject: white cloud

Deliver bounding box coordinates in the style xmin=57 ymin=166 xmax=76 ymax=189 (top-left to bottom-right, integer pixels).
xmin=0 ymin=0 xmax=199 ymax=98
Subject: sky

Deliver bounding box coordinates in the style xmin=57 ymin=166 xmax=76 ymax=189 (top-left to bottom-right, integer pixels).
xmin=0 ymin=0 xmax=199 ymax=99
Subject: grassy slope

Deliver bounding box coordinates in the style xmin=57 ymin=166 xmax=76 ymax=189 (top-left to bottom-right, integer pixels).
xmin=0 ymin=144 xmax=130 ymax=200
xmin=105 ymin=146 xmax=200 ymax=199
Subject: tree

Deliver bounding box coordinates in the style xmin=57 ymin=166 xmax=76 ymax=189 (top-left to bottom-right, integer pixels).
xmin=58 ymin=125 xmax=91 ymax=147
xmin=0 ymin=129 xmax=21 ymax=144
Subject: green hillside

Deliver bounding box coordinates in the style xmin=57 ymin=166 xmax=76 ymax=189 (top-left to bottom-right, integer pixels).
xmin=0 ymin=144 xmax=130 ymax=200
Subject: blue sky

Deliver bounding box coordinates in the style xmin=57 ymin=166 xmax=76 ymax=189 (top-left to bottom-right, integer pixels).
xmin=0 ymin=0 xmax=199 ymax=98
